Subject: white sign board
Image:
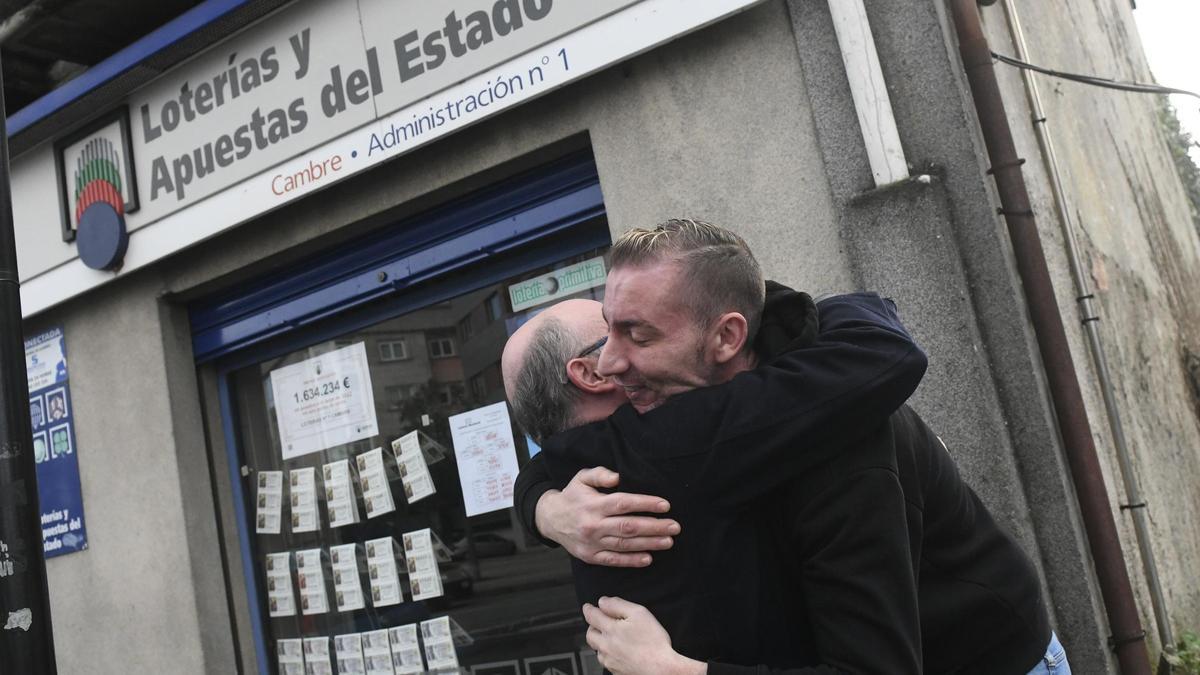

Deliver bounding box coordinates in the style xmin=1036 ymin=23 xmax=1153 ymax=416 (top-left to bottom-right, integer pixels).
xmin=448 ymin=401 xmax=520 ymax=517
xmin=269 ymin=342 xmax=379 ymax=459
xmin=15 ymin=0 xmax=767 ymax=317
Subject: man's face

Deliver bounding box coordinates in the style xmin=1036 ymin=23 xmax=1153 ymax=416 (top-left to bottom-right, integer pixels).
xmin=597 ymin=261 xmax=716 ymax=412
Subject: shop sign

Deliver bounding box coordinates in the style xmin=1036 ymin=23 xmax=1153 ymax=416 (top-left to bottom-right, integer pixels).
xmin=15 ymin=0 xmax=767 ymax=318
xmin=25 ymin=327 xmax=88 ymax=558
xmin=508 ymin=256 xmax=606 ymax=312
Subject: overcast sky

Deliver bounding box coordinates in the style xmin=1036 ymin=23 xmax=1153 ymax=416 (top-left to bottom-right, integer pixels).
xmin=1132 ymin=0 xmax=1200 ymax=161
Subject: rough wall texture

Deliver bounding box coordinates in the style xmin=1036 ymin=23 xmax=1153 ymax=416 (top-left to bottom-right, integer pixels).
xmin=23 ymin=270 xmax=234 ymax=674
xmin=981 ymin=0 xmax=1200 ymax=655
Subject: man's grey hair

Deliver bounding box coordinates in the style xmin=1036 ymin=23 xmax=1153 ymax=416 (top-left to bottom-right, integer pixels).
xmin=510 ymin=317 xmax=584 ymax=445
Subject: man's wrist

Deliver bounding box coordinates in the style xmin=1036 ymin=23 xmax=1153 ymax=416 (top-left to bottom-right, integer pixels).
xmin=534 ymin=489 xmax=564 ymax=541
xmin=671 ymin=655 xmax=706 ymax=675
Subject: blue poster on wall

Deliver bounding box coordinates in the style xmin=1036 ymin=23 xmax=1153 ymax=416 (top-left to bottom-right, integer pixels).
xmin=24 ymin=327 xmax=88 ymax=558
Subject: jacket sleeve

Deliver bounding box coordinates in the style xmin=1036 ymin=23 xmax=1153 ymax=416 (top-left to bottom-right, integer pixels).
xmin=627 ymin=293 xmax=927 ymax=509
xmin=511 ymin=451 xmax=559 ymax=547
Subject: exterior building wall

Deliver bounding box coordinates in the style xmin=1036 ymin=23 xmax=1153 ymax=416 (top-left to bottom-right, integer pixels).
xmin=19 ymin=0 xmax=1200 ymax=671
xmin=981 ymin=0 xmax=1200 ymax=654
xmin=27 ymin=2 xmax=857 ymax=671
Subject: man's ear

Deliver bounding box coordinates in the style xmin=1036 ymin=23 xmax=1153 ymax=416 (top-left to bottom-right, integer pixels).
xmin=709 ymin=312 xmax=750 ymax=364
xmin=565 ymin=357 xmax=618 ymax=394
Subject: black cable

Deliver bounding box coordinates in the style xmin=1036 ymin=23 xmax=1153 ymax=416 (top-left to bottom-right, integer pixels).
xmin=992 ymin=51 xmax=1200 ymax=100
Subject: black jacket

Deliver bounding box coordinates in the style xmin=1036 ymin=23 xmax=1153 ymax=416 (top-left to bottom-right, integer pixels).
xmin=514 ymin=292 xmax=1051 ymax=673
xmin=514 ymin=293 xmax=930 ymax=671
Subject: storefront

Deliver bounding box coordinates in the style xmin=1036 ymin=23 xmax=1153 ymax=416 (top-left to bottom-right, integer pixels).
xmin=14 ymin=0 xmax=1198 ymax=672
xmin=194 ymin=154 xmax=613 ymax=673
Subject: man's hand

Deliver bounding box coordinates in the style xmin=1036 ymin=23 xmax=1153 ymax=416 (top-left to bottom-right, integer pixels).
xmin=535 ymin=467 xmax=680 ymax=567
xmin=583 ymin=597 xmax=706 ymax=675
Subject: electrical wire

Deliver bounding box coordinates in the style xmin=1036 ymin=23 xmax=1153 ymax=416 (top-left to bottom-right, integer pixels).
xmin=992 ymin=51 xmax=1200 ymax=100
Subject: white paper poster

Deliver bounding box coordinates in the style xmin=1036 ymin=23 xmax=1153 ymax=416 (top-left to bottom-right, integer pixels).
xmin=289 ymin=468 xmax=320 ymax=533
xmin=330 ymin=543 xmax=366 ymax=612
xmin=265 ymin=552 xmax=296 ymax=617
xmin=322 ymin=460 xmax=360 ymax=528
xmin=401 ymin=528 xmax=444 ymax=601
xmin=303 ymin=637 xmax=334 ymax=675
xmin=355 ymin=448 xmax=396 ymax=518
xmin=448 ymin=402 xmax=520 ymax=517
xmin=365 ymin=536 xmax=404 ymax=607
xmin=277 ymin=638 xmax=305 ymax=675
xmin=269 ymin=342 xmax=379 ymax=460
xmin=361 ymin=629 xmax=394 ymax=675
xmin=295 ymin=549 xmax=329 ymax=615
xmin=255 ymin=471 xmax=284 ymax=534
xmin=391 ymin=431 xmax=437 ymax=504
xmin=334 ymin=633 xmax=366 ymax=674
xmin=388 ymin=624 xmax=424 ymax=674
xmin=420 ymin=616 xmax=461 ymax=672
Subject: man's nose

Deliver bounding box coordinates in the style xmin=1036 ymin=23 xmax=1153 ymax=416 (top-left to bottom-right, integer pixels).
xmin=596 ymin=336 xmax=626 ymax=376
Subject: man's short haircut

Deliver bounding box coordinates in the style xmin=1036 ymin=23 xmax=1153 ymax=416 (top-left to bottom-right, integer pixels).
xmin=610 ymin=218 xmax=765 ymax=346
xmin=509 ymin=316 xmax=584 ymax=445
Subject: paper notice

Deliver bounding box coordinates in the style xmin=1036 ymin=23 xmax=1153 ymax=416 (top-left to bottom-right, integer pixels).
xmin=355 ymin=448 xmax=396 ymax=518
xmin=265 ymin=552 xmax=296 ymax=617
xmin=295 ymin=549 xmax=329 ymax=615
xmin=303 ymin=637 xmax=333 ymax=675
xmin=289 ymin=468 xmax=320 ymax=533
xmin=277 ymin=638 xmax=305 ymax=675
xmin=330 ymin=543 xmax=366 ymax=612
xmin=388 ymin=624 xmax=424 ymax=674
xmin=361 ymin=629 xmax=393 ymax=675
xmin=322 ymin=460 xmax=360 ymax=528
xmin=420 ymin=616 xmax=460 ymax=672
xmin=448 ymin=401 xmax=520 ymax=517
xmin=270 ymin=342 xmax=379 ymax=460
xmin=334 ymin=633 xmax=366 ymax=674
xmin=401 ymin=528 xmax=444 ymax=601
xmin=391 ymin=431 xmax=436 ymax=504
xmin=365 ymin=536 xmax=404 ymax=607
xmin=255 ymin=471 xmax=283 ymax=534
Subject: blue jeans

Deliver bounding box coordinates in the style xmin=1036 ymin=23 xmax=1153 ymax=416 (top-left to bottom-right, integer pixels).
xmin=1026 ymin=633 xmax=1071 ymax=675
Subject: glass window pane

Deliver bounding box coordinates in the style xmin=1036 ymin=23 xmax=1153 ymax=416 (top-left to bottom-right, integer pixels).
xmin=228 ymin=246 xmax=609 ymax=673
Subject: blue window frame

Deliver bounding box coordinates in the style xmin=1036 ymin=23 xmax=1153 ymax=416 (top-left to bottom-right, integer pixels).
xmin=194 ymin=152 xmax=608 ymax=673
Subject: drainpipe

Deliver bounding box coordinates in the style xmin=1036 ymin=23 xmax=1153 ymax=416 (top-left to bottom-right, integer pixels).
xmin=997 ymin=0 xmax=1175 ymax=665
xmin=948 ymin=1 xmax=1151 ymax=673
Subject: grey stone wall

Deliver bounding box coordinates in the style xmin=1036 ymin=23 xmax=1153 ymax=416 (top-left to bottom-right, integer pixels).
xmin=981 ymin=0 xmax=1200 ymax=658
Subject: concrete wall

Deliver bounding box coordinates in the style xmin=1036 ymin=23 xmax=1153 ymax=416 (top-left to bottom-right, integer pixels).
xmin=981 ymin=0 xmax=1200 ymax=655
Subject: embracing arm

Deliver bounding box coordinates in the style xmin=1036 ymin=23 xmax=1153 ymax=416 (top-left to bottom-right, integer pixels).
xmin=648 ymin=292 xmax=927 ymax=508
xmin=513 ymin=451 xmax=679 ymax=566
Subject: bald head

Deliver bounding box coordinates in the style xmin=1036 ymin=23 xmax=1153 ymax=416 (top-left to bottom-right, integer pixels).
xmin=502 ymin=299 xmax=617 ymax=444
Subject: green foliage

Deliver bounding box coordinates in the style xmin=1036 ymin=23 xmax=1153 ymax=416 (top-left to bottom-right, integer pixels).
xmin=1156 ymin=96 xmax=1200 ymax=235
xmin=1165 ymin=631 xmax=1200 ymax=674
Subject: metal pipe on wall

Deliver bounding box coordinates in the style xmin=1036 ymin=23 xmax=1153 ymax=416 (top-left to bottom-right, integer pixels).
xmin=947 ymin=1 xmax=1152 ymax=672
xmin=997 ymin=0 xmax=1175 ymax=662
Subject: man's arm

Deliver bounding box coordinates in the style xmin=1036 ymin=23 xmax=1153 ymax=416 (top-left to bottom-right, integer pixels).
xmin=629 ymin=292 xmax=927 ymax=509
xmin=514 ymin=291 xmax=926 ymax=558
xmin=512 ymin=455 xmax=679 ymax=566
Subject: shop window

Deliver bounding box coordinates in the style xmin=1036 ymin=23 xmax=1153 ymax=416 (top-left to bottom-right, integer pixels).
xmin=457 ymin=314 xmax=474 ymax=344
xmin=378 ymin=339 xmax=409 ymax=362
xmin=485 ymin=293 xmax=504 ymax=323
xmin=225 ymin=246 xmax=610 ymax=673
xmin=427 ymin=336 xmax=456 ymax=359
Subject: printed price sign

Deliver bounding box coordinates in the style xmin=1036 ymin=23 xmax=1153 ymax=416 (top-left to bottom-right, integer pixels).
xmin=269 ymin=342 xmax=379 ymax=460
